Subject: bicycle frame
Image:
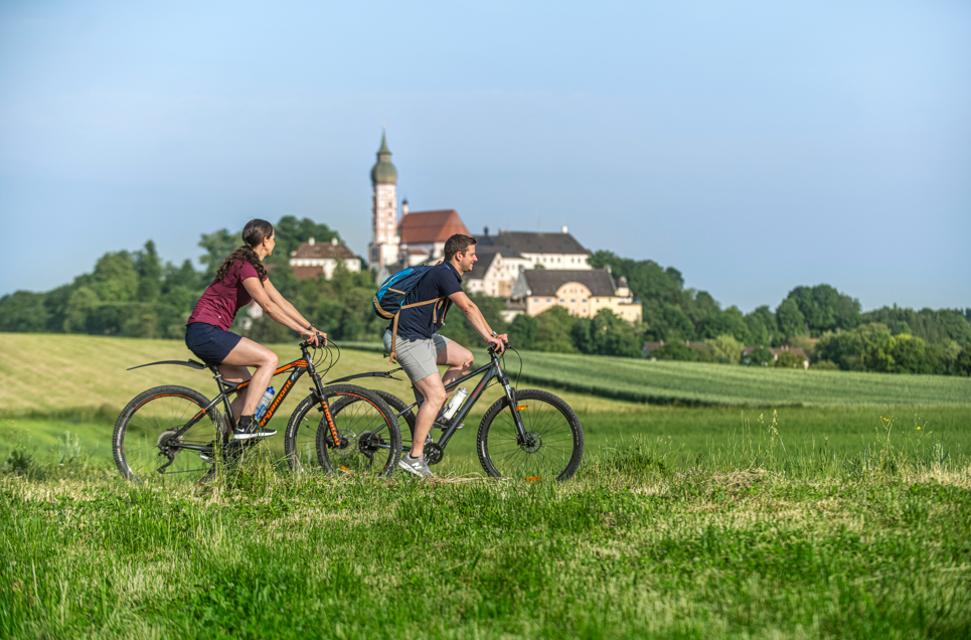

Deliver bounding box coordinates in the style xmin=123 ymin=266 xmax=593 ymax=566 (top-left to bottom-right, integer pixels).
xmin=140 ymin=343 xmax=342 ymax=456
xmin=342 ymin=349 xmax=527 ymax=453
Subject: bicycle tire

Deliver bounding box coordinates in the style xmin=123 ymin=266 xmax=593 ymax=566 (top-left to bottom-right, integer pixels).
xmin=476 ymin=388 xmax=584 ymax=481
xmin=113 ymin=385 xmax=225 ymax=483
xmin=284 ymin=384 xmax=400 ymax=477
xmin=371 ymin=390 xmax=416 ymax=439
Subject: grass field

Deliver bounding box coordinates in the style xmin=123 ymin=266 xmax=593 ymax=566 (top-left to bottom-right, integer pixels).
xmin=2 ymin=333 xmax=970 ymax=638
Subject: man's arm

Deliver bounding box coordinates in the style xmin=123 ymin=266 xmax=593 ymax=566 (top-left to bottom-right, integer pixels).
xmin=448 ymin=291 xmax=506 ymax=351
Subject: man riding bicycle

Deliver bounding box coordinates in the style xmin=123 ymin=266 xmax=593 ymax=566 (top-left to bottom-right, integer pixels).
xmin=384 ymin=233 xmax=508 ymax=478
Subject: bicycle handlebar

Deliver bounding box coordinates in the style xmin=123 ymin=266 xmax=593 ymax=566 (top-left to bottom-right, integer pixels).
xmin=299 ymin=332 xmax=328 ymax=349
xmin=487 ymin=340 xmax=510 ymax=355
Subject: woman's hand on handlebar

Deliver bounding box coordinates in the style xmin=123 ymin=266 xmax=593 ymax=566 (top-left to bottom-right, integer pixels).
xmin=301 ymin=326 xmax=327 ymax=347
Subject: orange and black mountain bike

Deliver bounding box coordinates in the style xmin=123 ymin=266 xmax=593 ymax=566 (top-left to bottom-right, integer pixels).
xmin=112 ymin=338 xmax=400 ymax=483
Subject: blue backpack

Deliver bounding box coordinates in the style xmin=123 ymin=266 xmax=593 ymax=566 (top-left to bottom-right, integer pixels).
xmin=373 ymin=266 xmax=450 ymax=362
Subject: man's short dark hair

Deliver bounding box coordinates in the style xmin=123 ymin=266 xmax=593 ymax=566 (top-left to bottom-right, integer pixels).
xmin=444 ymin=234 xmax=477 ymax=261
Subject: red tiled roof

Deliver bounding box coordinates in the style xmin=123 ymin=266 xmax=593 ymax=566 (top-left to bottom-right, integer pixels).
xmin=399 ymin=210 xmax=470 ymax=244
xmin=292 ymin=266 xmax=325 ymax=280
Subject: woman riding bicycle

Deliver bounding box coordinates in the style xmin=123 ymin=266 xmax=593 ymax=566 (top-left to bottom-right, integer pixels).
xmin=185 ymin=218 xmax=324 ymax=440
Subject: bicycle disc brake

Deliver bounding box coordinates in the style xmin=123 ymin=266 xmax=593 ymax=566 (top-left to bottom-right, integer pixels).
xmin=519 ymin=432 xmax=542 ymax=454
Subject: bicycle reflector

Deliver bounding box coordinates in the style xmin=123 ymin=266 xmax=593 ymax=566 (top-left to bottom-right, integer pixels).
xmin=525 ymin=475 xmax=541 ymax=482
xmin=517 ymin=405 xmax=528 ymax=411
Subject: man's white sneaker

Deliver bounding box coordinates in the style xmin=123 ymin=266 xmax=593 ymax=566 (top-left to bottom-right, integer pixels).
xmin=398 ymin=454 xmax=433 ymax=478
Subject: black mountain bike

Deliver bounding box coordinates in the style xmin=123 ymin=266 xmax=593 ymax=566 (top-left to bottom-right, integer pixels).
xmin=112 ymin=338 xmax=400 ymax=482
xmin=334 ymin=345 xmax=584 ymax=481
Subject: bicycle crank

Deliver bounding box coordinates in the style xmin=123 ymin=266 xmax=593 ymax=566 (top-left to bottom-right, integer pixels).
xmin=424 ymin=442 xmax=444 ymax=466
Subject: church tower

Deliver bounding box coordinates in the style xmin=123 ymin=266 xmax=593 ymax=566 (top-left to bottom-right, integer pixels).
xmin=368 ymin=132 xmax=400 ymax=270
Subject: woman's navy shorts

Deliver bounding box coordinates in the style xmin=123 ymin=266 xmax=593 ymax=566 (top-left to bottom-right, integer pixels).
xmin=184 ymin=322 xmax=243 ymax=365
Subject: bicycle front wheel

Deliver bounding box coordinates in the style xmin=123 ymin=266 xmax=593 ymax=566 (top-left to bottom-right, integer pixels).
xmin=113 ymin=385 xmax=224 ymax=483
xmin=476 ymin=389 xmax=584 ymax=481
xmin=284 ymin=384 xmax=400 ymax=477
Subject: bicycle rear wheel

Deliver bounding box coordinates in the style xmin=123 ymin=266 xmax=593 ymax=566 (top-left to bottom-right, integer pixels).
xmin=284 ymin=384 xmax=400 ymax=477
xmin=113 ymin=385 xmax=224 ymax=483
xmin=476 ymin=389 xmax=584 ymax=481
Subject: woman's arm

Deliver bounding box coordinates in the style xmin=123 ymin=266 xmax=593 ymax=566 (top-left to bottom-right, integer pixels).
xmin=242 ymin=277 xmax=318 ymax=341
xmin=262 ymin=278 xmax=319 ymax=333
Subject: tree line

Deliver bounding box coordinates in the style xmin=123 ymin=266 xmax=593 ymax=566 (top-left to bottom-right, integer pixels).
xmin=1 ymin=220 xmax=969 ymax=375
xmin=590 ymin=250 xmax=971 ymax=375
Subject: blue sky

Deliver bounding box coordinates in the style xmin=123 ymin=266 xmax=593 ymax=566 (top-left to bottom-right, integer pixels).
xmin=2 ymin=1 xmax=969 ymax=311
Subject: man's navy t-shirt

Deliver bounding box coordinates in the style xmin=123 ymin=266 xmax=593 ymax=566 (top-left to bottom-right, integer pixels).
xmin=395 ymin=263 xmax=463 ymax=340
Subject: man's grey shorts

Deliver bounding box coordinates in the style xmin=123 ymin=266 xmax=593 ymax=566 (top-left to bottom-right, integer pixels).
xmin=383 ymin=330 xmax=451 ymax=382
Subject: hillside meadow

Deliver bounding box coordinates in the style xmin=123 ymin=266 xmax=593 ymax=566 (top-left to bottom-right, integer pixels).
xmin=2 ymin=333 xmax=970 ymax=638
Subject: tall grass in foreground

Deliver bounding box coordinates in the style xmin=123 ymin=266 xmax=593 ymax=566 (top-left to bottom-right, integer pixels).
xmin=3 ymin=420 xmax=970 ymax=639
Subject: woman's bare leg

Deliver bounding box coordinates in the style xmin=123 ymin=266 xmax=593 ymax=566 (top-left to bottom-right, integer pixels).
xmin=217 ymin=364 xmax=252 ymax=422
xmin=219 ymin=338 xmax=279 ymax=416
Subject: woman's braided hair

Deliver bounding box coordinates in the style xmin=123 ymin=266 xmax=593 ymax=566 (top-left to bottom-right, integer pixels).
xmin=214 ymin=219 xmax=273 ymax=282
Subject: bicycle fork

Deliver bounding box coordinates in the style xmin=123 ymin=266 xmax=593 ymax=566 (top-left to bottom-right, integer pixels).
xmin=305 ymin=357 xmax=343 ymax=449
xmin=497 ymin=365 xmax=530 ymax=444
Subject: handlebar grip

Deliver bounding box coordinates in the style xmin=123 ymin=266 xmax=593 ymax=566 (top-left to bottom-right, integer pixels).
xmin=487 ymin=340 xmax=510 ymax=354
xmin=299 ymin=332 xmax=328 ymax=348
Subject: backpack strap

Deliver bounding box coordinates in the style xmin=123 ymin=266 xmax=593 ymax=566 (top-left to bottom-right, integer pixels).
xmin=389 ymin=312 xmax=400 ymax=363
xmin=373 ymin=294 xmax=395 ymax=320
xmin=386 ymin=296 xmax=447 ymax=364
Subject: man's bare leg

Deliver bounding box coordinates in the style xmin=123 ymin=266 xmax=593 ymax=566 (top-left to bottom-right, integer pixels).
xmin=410 ymin=374 xmax=447 ymax=459
xmin=439 ymin=340 xmax=474 ymax=387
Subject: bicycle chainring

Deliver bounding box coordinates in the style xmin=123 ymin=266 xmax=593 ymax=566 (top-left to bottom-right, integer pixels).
xmin=424 ymin=442 xmax=444 ymax=466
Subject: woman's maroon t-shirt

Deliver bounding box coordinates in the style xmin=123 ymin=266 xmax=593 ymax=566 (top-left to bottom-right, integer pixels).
xmin=187 ymin=260 xmax=263 ymax=330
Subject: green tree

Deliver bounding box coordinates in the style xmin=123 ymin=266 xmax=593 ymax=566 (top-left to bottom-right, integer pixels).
xmin=700 ymin=306 xmax=749 ymax=342
xmin=742 ymin=345 xmax=774 ymax=366
xmin=198 ymin=228 xmax=239 ymax=280
xmin=889 ymin=333 xmax=931 ymax=374
xmin=273 ymin=215 xmax=341 ymax=258
xmin=685 ymin=290 xmax=720 ymax=337
xmin=784 ymin=284 xmax=860 ymax=335
xmin=90 ymin=251 xmax=139 ymax=302
xmin=0 ymin=291 xmax=50 ymax=332
xmin=776 ymin=298 xmax=807 ymax=343
xmin=745 ymin=305 xmax=777 ymax=346
xmin=63 ymin=286 xmax=100 ymax=333
xmin=508 ymin=314 xmax=538 ymax=348
xmin=653 ymin=341 xmax=707 ymax=362
xmin=135 ymin=240 xmax=162 ymax=302
xmin=644 ymin=302 xmax=693 ymax=341
xmin=587 ymin=309 xmax=642 ymax=357
xmin=532 ymin=307 xmax=578 ymax=353
xmin=817 ymin=323 xmax=896 ymax=372
xmin=705 ymin=334 xmax=744 ymax=364
xmin=775 ymin=351 xmax=805 ymax=369
xmin=955 ymin=347 xmax=971 ymax=376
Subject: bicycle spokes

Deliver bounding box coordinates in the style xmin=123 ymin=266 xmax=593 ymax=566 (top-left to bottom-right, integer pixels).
xmin=478 ymin=391 xmax=583 ymax=481
xmin=117 ymin=393 xmax=219 ymax=482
